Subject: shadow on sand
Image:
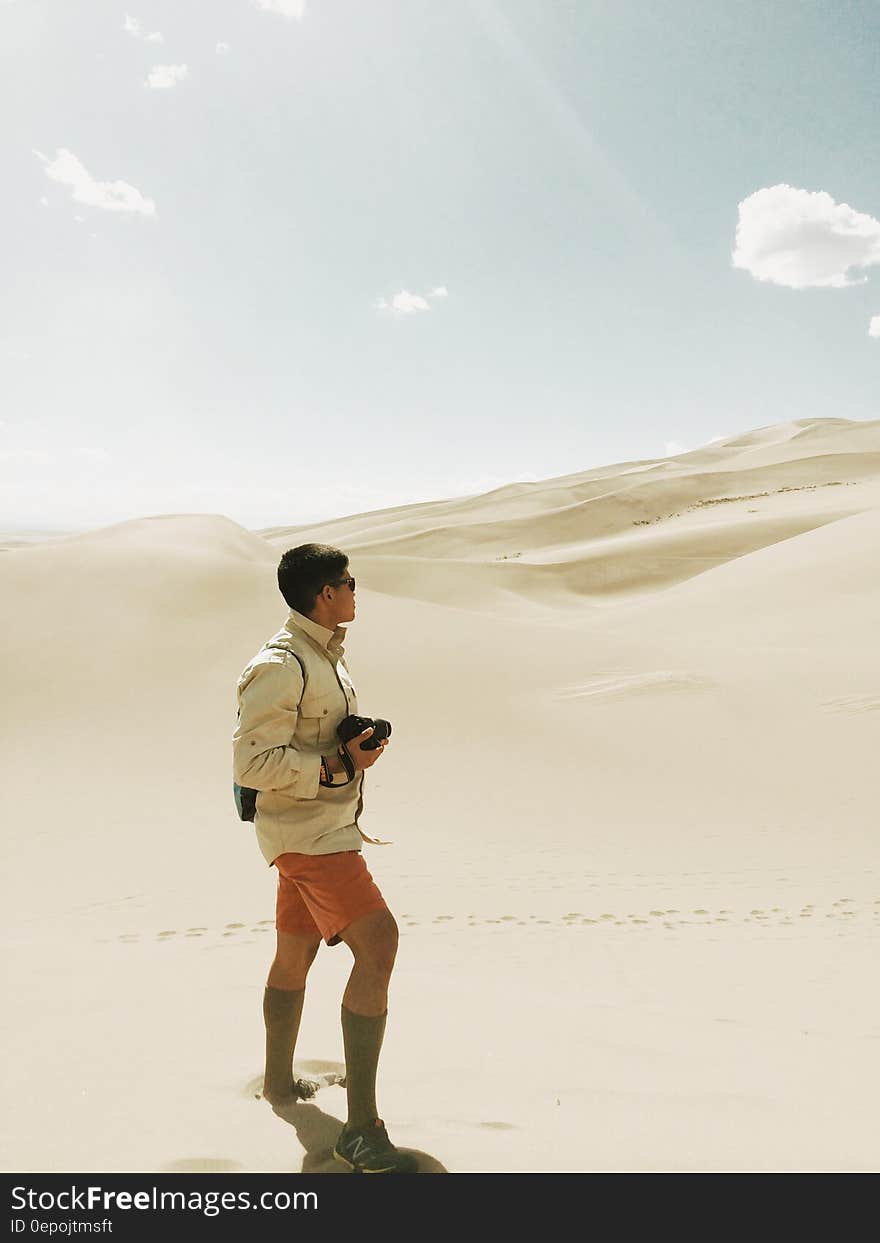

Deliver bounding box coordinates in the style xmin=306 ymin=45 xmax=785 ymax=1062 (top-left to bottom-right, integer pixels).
xmin=269 ymin=1097 xmax=448 ymax=1175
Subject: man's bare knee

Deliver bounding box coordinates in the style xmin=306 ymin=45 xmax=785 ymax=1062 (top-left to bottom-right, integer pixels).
xmin=339 ymin=908 xmax=399 ymax=974
xmin=268 ymin=931 xmax=321 ymax=988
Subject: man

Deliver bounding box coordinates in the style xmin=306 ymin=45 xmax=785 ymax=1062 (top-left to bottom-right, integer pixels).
xmin=233 ymin=543 xmax=416 ymax=1174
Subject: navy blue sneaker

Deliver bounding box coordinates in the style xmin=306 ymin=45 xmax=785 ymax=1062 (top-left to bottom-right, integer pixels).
xmin=333 ymin=1118 xmax=418 ymax=1174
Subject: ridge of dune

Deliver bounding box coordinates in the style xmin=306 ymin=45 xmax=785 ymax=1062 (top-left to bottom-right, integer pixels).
xmin=4 ymin=419 xmax=877 ymax=616
xmin=0 ymin=514 xmax=279 ymax=689
xmin=257 ymin=418 xmax=880 ymax=549
xmin=351 ymin=506 xmax=860 ymax=611
xmin=1 ymin=512 xmax=276 ymax=560
xmin=253 ymin=419 xmax=880 ymax=610
xmin=336 ymin=457 xmax=874 ymax=560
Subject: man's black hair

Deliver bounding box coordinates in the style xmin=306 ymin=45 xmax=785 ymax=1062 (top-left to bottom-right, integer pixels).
xmin=277 ymin=544 xmax=349 ymax=616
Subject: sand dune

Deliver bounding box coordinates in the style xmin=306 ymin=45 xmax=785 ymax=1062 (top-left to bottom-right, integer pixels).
xmin=2 ymin=417 xmax=878 ymax=1173
xmin=259 ymin=419 xmax=880 ymax=573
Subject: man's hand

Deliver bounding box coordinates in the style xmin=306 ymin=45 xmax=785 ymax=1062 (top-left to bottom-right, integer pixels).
xmin=345 ymin=726 xmax=389 ymax=771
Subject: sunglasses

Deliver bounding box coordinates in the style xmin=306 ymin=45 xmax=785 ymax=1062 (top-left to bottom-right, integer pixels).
xmin=332 ymin=576 xmax=356 ymax=592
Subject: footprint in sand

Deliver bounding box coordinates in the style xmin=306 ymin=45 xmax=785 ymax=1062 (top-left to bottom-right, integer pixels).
xmin=244 ymin=1066 xmax=346 ymax=1102
xmin=823 ymin=694 xmax=880 ymax=715
xmin=225 ymin=922 xmax=245 ymax=929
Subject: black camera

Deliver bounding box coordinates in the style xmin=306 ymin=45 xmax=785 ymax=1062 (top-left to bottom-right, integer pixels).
xmin=337 ymin=714 xmax=392 ymax=751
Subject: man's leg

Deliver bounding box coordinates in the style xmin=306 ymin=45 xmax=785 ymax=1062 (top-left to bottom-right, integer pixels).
xmin=262 ymin=930 xmax=321 ymax=1104
xmin=337 ymin=908 xmax=399 ymax=1128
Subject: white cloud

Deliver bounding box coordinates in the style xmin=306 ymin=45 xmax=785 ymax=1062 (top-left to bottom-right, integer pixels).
xmin=392 ymin=291 xmax=430 ymax=313
xmin=732 ymin=184 xmax=880 ymax=289
xmin=253 ymin=0 xmax=307 ymax=19
xmin=376 ymin=287 xmax=449 ymax=314
xmin=216 ymin=42 xmax=231 ymax=55
xmin=146 ymin=64 xmax=188 ymax=89
xmin=39 ymin=195 xmax=48 ymax=207
xmin=123 ymin=14 xmax=163 ymax=43
xmin=32 ymin=148 xmax=156 ymax=216
xmin=869 ymin=316 xmax=880 ymax=339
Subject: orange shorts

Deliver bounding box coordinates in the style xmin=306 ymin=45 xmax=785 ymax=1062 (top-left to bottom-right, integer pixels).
xmin=273 ymin=849 xmax=388 ymax=947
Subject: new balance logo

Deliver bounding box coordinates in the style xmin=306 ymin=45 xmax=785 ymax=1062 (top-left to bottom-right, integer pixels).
xmin=350 ymin=1136 xmax=368 ymax=1161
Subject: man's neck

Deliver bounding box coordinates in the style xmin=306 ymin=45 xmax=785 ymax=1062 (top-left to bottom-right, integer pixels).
xmin=305 ymin=608 xmax=339 ymax=632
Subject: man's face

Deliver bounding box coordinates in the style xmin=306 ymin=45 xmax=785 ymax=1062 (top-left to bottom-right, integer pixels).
xmin=334 ymin=566 xmax=356 ymax=624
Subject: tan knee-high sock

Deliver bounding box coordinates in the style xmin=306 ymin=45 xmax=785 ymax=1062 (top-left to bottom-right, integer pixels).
xmin=263 ymin=986 xmax=305 ymax=1098
xmin=341 ymin=1005 xmax=387 ymax=1129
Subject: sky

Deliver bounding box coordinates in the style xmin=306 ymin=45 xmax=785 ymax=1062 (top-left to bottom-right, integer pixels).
xmin=2 ymin=0 xmax=878 ymax=532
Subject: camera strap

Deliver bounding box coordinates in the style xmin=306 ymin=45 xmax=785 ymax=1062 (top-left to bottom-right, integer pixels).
xmin=338 ymin=743 xmax=357 ymax=782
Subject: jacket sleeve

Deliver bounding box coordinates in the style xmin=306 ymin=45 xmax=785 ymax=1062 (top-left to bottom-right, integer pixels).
xmin=233 ymin=659 xmax=322 ymax=800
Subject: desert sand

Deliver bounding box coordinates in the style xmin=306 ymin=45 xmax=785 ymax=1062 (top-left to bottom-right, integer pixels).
xmin=2 ymin=416 xmax=878 ymax=1173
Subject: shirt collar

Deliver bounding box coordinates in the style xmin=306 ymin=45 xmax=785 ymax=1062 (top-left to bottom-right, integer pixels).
xmin=285 ymin=607 xmax=346 ymax=654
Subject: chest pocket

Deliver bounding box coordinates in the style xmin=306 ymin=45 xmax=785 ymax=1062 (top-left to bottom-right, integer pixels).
xmin=298 ymin=681 xmax=346 ymax=750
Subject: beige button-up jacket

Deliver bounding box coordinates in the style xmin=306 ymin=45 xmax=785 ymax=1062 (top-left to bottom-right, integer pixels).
xmin=233 ymin=608 xmax=374 ymax=864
